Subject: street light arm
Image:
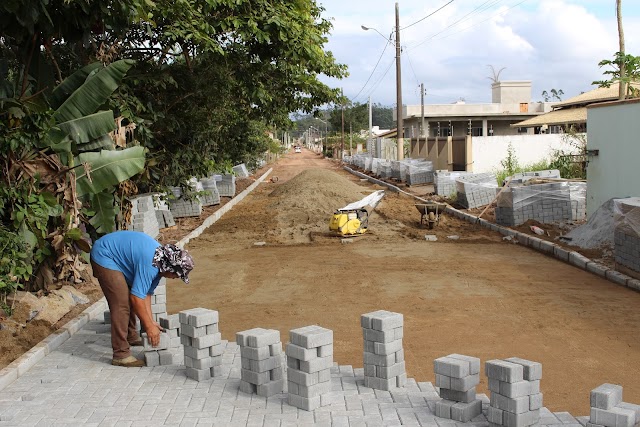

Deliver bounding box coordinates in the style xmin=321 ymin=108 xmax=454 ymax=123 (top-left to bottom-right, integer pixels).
xmin=361 ymin=25 xmax=392 ymax=43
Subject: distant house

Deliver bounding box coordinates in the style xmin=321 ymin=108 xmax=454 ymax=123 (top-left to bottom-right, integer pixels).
xmin=513 ymin=83 xmax=636 ymax=133
xmin=398 ymin=81 xmax=557 ymax=138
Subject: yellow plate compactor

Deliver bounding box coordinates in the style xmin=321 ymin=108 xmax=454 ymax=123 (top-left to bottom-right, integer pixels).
xmin=328 ymin=190 xmax=385 ymax=237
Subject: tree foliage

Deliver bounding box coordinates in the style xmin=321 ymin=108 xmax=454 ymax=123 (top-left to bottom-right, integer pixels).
xmin=593 ymin=52 xmax=640 ymax=98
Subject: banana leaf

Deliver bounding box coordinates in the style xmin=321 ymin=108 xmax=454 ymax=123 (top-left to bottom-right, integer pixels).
xmin=54 ymin=59 xmax=135 ymax=123
xmin=49 ymin=63 xmax=102 ymax=109
xmin=75 ymin=146 xmax=145 ymax=196
xmin=88 ymin=190 xmax=117 ymax=234
xmin=77 ymin=135 xmax=115 ymax=152
xmin=58 ymin=110 xmax=115 ymax=144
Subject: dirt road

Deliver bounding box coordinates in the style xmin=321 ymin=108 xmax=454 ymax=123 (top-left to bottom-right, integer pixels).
xmin=168 ymin=148 xmax=640 ymax=416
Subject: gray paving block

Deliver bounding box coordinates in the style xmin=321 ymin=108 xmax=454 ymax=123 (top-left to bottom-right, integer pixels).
xmin=364 ymin=351 xmax=396 ymax=367
xmin=434 ymin=356 xmax=471 ymax=378
xmin=144 ymin=351 xmax=160 ymax=367
xmin=293 ymin=380 xmax=332 ymax=398
xmin=241 ymin=355 xmax=282 ymax=373
xmin=361 ymin=310 xmax=403 ymax=331
xmin=210 ymin=343 xmax=225 ymax=357
xmin=590 ymin=407 xmax=636 ymax=427
xmin=179 ymin=308 xmax=218 ymax=327
xmin=435 ymin=399 xmax=456 ymax=419
xmin=290 ymin=325 xmax=333 ymax=349
xmin=318 ymin=344 xmax=333 ymax=357
xmin=180 ymin=324 xmax=207 ymax=338
xmin=504 ymin=357 xmax=542 ymax=381
xmin=236 ymin=328 xmax=281 ymax=348
xmin=287 ymin=368 xmax=324 ymax=386
xmin=488 ymin=406 xmax=504 ymax=424
xmin=448 ymin=354 xmax=481 ymax=375
xmin=499 ymin=380 xmax=540 ymax=398
xmin=257 ymin=379 xmax=284 ymax=397
xmin=286 ymin=342 xmax=318 ymax=361
xmin=159 ymin=314 xmax=180 ymax=330
xmin=491 ymin=392 xmax=530 ymax=414
xmin=440 ymin=387 xmax=476 ymax=403
xmin=240 ymin=379 xmax=257 ymax=395
xmin=373 ymin=339 xmax=403 ymax=356
xmin=206 ymin=323 xmax=219 ymax=334
xmin=288 ymin=392 xmax=322 ymax=411
xmin=503 ymin=409 xmax=540 ymax=427
xmin=364 ymin=375 xmax=397 ymax=391
xmin=142 ymin=332 xmax=170 ymax=351
xmin=485 ymin=360 xmax=524 ymax=383
xmin=241 ymin=368 xmax=270 ymax=385
xmin=448 ymin=373 xmax=480 ymax=392
xmin=192 ymin=332 xmax=222 ymax=349
xmin=299 ymin=355 xmax=333 ymax=374
xmin=185 ymin=366 xmax=211 ymax=381
xmin=184 ymin=346 xmax=210 ymax=360
xmin=375 ymin=361 xmax=406 ymax=380
xmin=436 ymin=374 xmax=452 ymax=389
xmin=451 ymin=399 xmax=482 ymax=422
xmin=242 ymin=345 xmax=272 ymax=361
xmin=362 ymin=327 xmax=402 ymax=343
xmin=158 ymin=349 xmax=175 ymax=365
xmin=530 ymin=393 xmax=543 ymax=410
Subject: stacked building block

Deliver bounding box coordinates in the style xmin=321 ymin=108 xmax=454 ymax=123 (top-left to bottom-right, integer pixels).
xmin=150 ymin=278 xmax=168 ymax=323
xmin=434 ymin=171 xmax=471 ymax=197
xmin=456 ymin=173 xmax=499 ymax=209
xmin=199 ymin=177 xmax=221 ymax=206
xmin=361 ymin=310 xmax=407 ymax=391
xmin=127 ymin=194 xmax=160 ymax=238
xmin=143 ymin=313 xmax=183 ymax=366
xmin=405 ymin=161 xmax=434 ymax=185
xmin=236 ymin=328 xmax=285 ymax=397
xmin=153 ymin=195 xmax=175 ymax=229
xmin=169 ymin=197 xmax=203 ymax=218
xmin=286 ymin=325 xmax=333 ymax=411
xmin=232 ymin=163 xmax=250 ymax=178
xmin=217 ymin=174 xmax=236 ymax=197
xmin=588 ymin=383 xmax=640 ymax=427
xmin=486 ymin=357 xmax=543 ymax=427
xmin=613 ymin=198 xmax=640 ymax=276
xmin=179 ymin=308 xmax=224 ymax=381
xmin=495 ymin=182 xmax=585 ymax=226
xmin=433 ymin=354 xmax=482 ymax=422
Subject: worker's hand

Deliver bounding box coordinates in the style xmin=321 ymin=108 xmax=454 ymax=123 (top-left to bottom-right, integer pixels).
xmin=147 ymin=324 xmax=161 ymax=347
xmin=154 ymin=321 xmax=165 ymax=332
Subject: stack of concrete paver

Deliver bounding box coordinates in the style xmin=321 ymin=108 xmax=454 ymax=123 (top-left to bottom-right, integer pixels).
xmin=588 ymin=383 xmax=640 ymax=427
xmin=179 ymin=308 xmax=224 ymax=381
xmin=405 ymin=161 xmax=434 ymax=185
xmin=379 ymin=161 xmax=392 ymax=179
xmin=232 ymin=163 xmax=250 ymax=178
xmin=143 ymin=313 xmax=183 ymax=367
xmin=198 ymin=176 xmax=221 ymax=206
xmin=361 ymin=310 xmax=407 ymax=391
xmin=390 ymin=160 xmax=403 ymax=181
xmin=434 ymin=171 xmax=471 ymax=196
xmin=217 ymin=174 xmax=236 ymax=197
xmin=456 ymin=172 xmax=499 ymax=209
xmin=433 ymin=354 xmax=482 ymax=422
xmin=169 ymin=197 xmax=203 ymax=218
xmin=569 ymin=183 xmax=587 ymax=221
xmin=127 ymin=194 xmax=160 ymax=238
xmin=505 ymin=170 xmax=561 ymax=185
xmin=495 ymin=182 xmax=573 ymax=226
xmin=613 ymin=198 xmax=640 ymax=276
xmin=236 ymin=328 xmax=285 ymax=397
xmin=486 ymin=357 xmax=543 ymax=427
xmin=150 ymin=278 xmax=167 ymax=324
xmin=286 ymin=325 xmax=333 ymax=411
xmin=153 ymin=195 xmax=175 ymax=229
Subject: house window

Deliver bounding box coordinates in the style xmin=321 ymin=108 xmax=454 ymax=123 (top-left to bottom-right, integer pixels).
xmin=517 ymin=127 xmax=528 ymax=134
xmin=471 ymin=127 xmax=484 ymax=136
xmin=520 ymin=103 xmax=529 ymax=112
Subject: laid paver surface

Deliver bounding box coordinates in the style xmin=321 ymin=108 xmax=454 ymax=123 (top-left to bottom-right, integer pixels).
xmin=0 ymin=314 xmax=588 ymax=427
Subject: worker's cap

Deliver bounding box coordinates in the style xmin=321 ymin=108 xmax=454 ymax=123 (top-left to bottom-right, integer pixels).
xmin=152 ymin=244 xmax=195 ymax=284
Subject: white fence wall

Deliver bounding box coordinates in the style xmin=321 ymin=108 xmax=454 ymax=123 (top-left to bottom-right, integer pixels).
xmin=471 ymin=134 xmax=581 ymax=173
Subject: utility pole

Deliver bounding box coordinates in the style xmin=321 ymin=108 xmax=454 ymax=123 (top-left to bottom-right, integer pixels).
xmin=341 ymin=88 xmax=345 ymax=160
xmin=349 ymin=123 xmax=353 ymax=155
xmin=369 ymin=96 xmax=373 ymax=144
xmin=395 ymin=2 xmax=404 ymax=161
xmin=420 ymin=83 xmax=425 ymax=137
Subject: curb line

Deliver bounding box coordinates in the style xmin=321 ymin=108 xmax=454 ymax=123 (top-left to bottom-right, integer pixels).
xmin=343 ymin=166 xmax=640 ymax=293
xmin=0 ymin=167 xmax=273 ymax=393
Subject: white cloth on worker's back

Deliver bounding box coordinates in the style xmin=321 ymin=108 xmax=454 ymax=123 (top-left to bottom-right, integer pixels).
xmin=339 ymin=190 xmax=385 ymax=211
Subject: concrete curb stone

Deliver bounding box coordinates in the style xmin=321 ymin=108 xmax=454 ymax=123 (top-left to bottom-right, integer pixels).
xmin=0 ymin=167 xmax=274 ymax=393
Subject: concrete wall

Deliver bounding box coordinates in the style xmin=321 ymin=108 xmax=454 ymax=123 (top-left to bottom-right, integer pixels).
xmin=586 ymin=99 xmax=640 ymax=218
xmin=471 ymin=134 xmax=579 ymax=173
xmin=492 ymin=81 xmax=531 ymax=104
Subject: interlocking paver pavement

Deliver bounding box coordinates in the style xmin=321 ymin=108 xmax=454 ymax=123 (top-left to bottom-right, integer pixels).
xmin=0 ymin=314 xmax=587 ymax=426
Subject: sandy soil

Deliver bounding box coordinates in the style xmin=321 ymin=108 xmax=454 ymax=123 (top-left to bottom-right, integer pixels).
xmin=167 ymin=148 xmax=640 ymax=417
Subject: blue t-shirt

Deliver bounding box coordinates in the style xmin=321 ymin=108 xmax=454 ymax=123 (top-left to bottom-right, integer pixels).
xmin=91 ymin=231 xmax=162 ymax=299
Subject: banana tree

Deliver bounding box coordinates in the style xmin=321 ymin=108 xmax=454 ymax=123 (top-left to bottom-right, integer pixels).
xmin=40 ymin=59 xmax=146 ymax=282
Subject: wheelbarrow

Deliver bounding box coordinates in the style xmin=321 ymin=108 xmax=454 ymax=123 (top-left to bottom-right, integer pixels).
xmin=415 ymin=202 xmax=446 ymax=229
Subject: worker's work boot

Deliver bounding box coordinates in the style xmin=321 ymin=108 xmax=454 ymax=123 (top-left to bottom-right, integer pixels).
xmin=112 ymin=356 xmax=145 ymax=367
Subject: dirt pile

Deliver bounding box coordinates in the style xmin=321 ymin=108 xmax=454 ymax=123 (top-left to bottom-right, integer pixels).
xmin=268 ymin=168 xmax=371 ymax=243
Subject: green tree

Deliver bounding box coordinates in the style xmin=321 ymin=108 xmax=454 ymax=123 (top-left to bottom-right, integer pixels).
xmin=593 ymin=52 xmax=640 ymax=98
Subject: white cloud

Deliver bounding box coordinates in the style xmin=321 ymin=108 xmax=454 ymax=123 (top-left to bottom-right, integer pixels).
xmin=319 ymin=0 xmax=640 ymax=106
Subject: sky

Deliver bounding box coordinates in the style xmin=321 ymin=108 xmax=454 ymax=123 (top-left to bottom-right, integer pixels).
xmin=317 ymin=0 xmax=640 ymax=107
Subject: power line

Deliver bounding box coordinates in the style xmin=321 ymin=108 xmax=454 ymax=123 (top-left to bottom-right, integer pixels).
xmin=400 ymin=0 xmax=455 ymax=30
xmin=351 ymin=40 xmax=392 ymax=102
xmin=404 ymin=50 xmax=421 ymax=89
xmin=406 ymin=0 xmax=506 ymax=51
xmin=362 ymin=58 xmax=396 ymax=101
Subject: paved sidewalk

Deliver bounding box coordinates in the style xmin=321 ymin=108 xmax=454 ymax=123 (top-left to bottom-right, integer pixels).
xmin=0 ymin=314 xmax=589 ymax=426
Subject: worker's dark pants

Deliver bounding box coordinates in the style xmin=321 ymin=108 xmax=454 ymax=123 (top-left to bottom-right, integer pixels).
xmin=91 ymin=260 xmax=140 ymax=359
